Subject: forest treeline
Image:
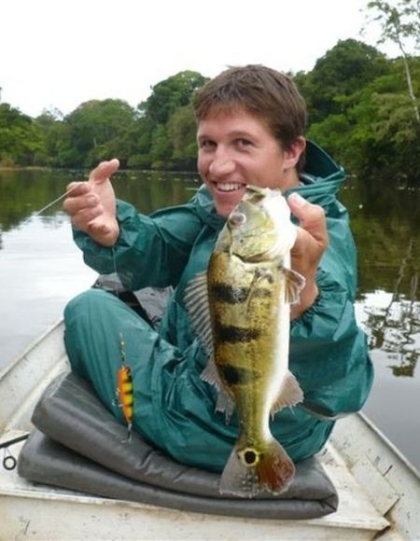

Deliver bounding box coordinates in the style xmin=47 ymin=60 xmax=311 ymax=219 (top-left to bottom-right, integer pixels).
xmin=1 ymin=38 xmax=419 ymax=182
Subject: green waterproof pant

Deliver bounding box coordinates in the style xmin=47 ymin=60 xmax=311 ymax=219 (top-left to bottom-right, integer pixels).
xmin=64 ymin=288 xmax=334 ymax=471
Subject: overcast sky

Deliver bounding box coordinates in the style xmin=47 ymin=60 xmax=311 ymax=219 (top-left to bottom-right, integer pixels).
xmin=1 ymin=0 xmax=394 ymax=118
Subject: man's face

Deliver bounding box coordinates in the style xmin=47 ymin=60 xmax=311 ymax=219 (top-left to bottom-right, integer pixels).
xmin=197 ymin=109 xmax=304 ymax=217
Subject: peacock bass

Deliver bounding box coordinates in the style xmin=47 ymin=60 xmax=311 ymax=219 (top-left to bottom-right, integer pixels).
xmin=185 ymin=185 xmax=305 ymax=497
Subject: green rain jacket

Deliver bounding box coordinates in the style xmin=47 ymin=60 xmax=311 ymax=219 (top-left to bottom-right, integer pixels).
xmin=67 ymin=141 xmax=373 ymax=471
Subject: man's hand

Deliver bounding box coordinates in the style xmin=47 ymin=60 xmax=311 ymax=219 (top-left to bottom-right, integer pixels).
xmin=63 ymin=158 xmax=120 ymax=247
xmin=287 ymin=192 xmax=328 ymax=319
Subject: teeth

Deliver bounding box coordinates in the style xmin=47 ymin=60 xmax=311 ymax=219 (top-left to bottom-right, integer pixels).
xmin=217 ymin=183 xmax=242 ymax=192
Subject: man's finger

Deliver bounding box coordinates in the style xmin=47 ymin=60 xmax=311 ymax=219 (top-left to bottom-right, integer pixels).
xmin=89 ymin=158 xmax=120 ymax=184
xmin=287 ymin=192 xmax=327 ymax=246
xmin=65 ymin=181 xmax=90 ymax=195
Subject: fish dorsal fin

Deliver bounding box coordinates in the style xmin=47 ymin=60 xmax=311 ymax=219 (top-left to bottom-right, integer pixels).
xmin=271 ymin=370 xmax=304 ymax=413
xmin=184 ymin=271 xmax=214 ymax=359
xmin=184 ymin=272 xmax=235 ymax=421
xmin=282 ymin=267 xmax=306 ymax=304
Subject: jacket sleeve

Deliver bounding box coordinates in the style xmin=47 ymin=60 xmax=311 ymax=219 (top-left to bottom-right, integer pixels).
xmin=290 ymin=208 xmax=373 ymax=419
xmin=73 ymin=199 xmax=205 ymax=291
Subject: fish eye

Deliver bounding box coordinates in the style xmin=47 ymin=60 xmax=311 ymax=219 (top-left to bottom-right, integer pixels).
xmin=229 ymin=212 xmax=247 ymax=226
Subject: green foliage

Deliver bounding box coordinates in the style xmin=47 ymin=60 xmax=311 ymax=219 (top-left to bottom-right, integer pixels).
xmin=139 ymin=71 xmax=207 ymax=125
xmin=64 ymin=99 xmax=137 ymax=168
xmin=0 ymin=104 xmax=45 ymax=166
xmin=363 ymin=0 xmax=420 ymax=121
xmin=167 ymin=105 xmax=198 ymax=170
xmin=137 ymin=71 xmax=207 ymax=169
xmin=1 ymin=43 xmax=419 ymax=181
xmin=363 ymin=0 xmax=420 ymax=53
xmin=305 ymin=53 xmax=420 ymax=181
xmin=295 ymin=39 xmax=390 ymax=123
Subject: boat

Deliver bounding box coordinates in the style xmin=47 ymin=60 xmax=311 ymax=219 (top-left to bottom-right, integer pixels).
xmin=1 ymin=318 xmax=420 ymax=541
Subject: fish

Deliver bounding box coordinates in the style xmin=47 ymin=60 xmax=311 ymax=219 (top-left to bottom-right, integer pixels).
xmin=184 ymin=185 xmax=305 ymax=498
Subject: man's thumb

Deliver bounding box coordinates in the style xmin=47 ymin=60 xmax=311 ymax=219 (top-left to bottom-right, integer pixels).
xmin=89 ymin=158 xmax=120 ymax=184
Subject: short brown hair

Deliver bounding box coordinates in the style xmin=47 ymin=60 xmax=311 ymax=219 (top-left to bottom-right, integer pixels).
xmin=194 ymin=65 xmax=307 ymax=153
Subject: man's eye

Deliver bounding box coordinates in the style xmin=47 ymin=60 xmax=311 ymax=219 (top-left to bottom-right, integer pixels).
xmin=198 ymin=140 xmax=216 ymax=152
xmin=199 ymin=140 xmax=216 ymax=149
xmin=237 ymin=138 xmax=252 ymax=148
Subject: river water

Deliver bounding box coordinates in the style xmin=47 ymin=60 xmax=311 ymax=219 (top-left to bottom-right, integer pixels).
xmin=1 ymin=168 xmax=419 ymax=472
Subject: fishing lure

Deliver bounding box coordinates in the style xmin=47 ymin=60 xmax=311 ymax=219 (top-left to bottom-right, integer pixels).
xmin=115 ymin=333 xmax=134 ymax=442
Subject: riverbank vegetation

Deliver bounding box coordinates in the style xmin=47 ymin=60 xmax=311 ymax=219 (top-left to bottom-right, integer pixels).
xmin=1 ymin=5 xmax=419 ymax=183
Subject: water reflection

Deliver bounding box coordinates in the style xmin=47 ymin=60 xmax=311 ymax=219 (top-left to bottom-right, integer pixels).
xmin=355 ymin=231 xmax=420 ymax=379
xmin=339 ymin=178 xmax=420 ymax=381
xmin=0 ymin=168 xmax=201 ymax=230
xmin=358 ymin=291 xmax=420 ymax=378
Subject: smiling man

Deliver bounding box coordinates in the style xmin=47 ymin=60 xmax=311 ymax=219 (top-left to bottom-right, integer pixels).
xmin=62 ymin=65 xmax=373 ymax=478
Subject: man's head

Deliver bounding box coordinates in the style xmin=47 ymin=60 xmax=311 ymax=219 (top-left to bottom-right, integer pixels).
xmin=194 ymin=65 xmax=307 ymax=217
xmin=194 ymin=64 xmax=307 ymax=161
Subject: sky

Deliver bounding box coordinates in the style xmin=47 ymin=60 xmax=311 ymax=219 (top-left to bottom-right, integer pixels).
xmin=0 ymin=0 xmax=395 ymax=119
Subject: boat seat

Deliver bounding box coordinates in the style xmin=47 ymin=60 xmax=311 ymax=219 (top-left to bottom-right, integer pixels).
xmin=18 ymin=372 xmax=338 ymax=520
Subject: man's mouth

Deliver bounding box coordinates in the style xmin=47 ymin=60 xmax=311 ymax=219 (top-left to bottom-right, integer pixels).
xmin=215 ymin=182 xmax=245 ymax=192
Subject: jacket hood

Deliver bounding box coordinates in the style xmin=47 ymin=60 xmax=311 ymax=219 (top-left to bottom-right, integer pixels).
xmin=287 ymin=140 xmax=347 ymax=204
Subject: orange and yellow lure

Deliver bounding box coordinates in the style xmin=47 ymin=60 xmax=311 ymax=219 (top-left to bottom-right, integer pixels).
xmin=116 ymin=333 xmax=134 ymax=442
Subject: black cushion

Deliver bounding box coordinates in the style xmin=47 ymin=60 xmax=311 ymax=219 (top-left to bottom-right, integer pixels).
xmin=18 ymin=372 xmax=338 ymax=519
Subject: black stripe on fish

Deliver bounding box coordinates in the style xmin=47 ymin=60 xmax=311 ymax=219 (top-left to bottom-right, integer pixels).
xmin=210 ymin=284 xmax=272 ymax=304
xmin=220 ymin=364 xmax=256 ymax=386
xmin=214 ymin=321 xmax=261 ymax=343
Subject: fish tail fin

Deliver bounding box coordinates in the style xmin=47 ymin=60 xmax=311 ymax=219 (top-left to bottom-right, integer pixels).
xmin=219 ymin=437 xmax=295 ymax=498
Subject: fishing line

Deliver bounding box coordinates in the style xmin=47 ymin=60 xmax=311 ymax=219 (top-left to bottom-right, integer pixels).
xmin=21 ymin=179 xmax=126 ymax=298
xmin=23 ymin=179 xmax=124 ymax=297
xmin=22 ymin=184 xmax=80 ymax=225
xmin=21 ymin=181 xmax=125 ymax=303
xmin=111 ymin=245 xmax=122 ymax=299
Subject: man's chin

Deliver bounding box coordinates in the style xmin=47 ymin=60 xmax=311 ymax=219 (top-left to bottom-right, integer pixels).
xmin=215 ymin=202 xmax=239 ymax=218
xmin=214 ymin=191 xmax=246 ymax=218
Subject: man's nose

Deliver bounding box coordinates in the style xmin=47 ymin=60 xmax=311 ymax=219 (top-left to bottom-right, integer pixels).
xmin=208 ymin=150 xmax=235 ymax=177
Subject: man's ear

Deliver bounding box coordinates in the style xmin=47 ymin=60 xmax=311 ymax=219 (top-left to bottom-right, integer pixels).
xmin=284 ymin=137 xmax=306 ymax=170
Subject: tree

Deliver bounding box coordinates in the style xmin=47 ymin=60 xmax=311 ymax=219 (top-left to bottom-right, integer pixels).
xmin=0 ymin=103 xmax=44 ymax=166
xmin=167 ymin=104 xmax=198 ymax=170
xmin=307 ymin=56 xmax=420 ymax=182
xmin=363 ymin=0 xmax=420 ymax=121
xmin=139 ymin=71 xmax=207 ymax=125
xmin=294 ymin=39 xmax=389 ymax=123
xmin=126 ymin=116 xmax=155 ymax=169
xmin=64 ymin=99 xmax=137 ymax=167
xmin=136 ymin=71 xmax=207 ymax=170
xmin=34 ymin=109 xmax=65 ymax=166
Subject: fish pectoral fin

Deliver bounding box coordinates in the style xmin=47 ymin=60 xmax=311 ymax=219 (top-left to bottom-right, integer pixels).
xmin=244 ymin=267 xmax=273 ymax=311
xmin=282 ymin=267 xmax=306 ymax=304
xmin=271 ymin=371 xmax=304 ymax=413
